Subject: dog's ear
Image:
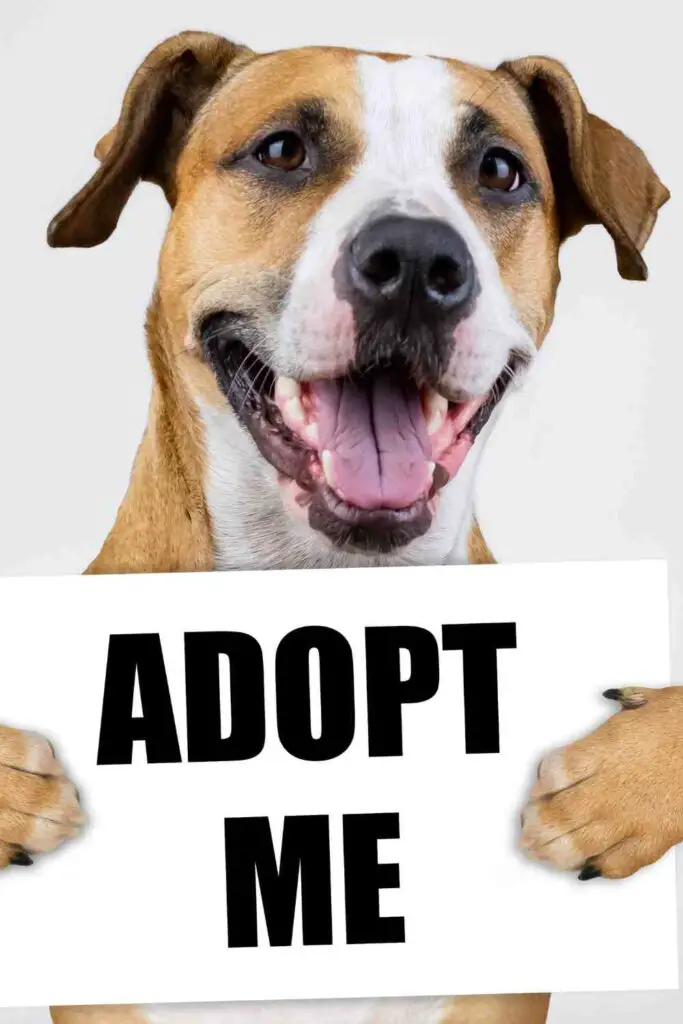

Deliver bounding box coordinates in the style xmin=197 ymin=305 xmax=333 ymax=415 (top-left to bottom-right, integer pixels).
xmin=499 ymin=56 xmax=669 ymax=280
xmin=47 ymin=31 xmax=251 ymax=248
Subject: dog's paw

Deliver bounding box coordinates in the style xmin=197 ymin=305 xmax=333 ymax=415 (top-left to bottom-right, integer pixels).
xmin=520 ymin=686 xmax=683 ymax=880
xmin=0 ymin=724 xmax=84 ymax=868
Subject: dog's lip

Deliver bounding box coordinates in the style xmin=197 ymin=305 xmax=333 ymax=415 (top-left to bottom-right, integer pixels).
xmin=308 ymin=483 xmax=433 ymax=554
xmin=199 ymin=311 xmax=524 ymax=549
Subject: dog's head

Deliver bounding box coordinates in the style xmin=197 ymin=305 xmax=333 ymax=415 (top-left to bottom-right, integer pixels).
xmin=49 ymin=32 xmax=668 ymax=562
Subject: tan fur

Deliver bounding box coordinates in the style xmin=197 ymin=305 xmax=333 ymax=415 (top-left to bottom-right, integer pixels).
xmin=87 ymin=300 xmax=215 ymax=575
xmin=522 ymin=686 xmax=683 ymax=878
xmin=443 ymin=61 xmax=561 ymax=344
xmin=51 ymin=1008 xmax=148 ymax=1024
xmin=0 ymin=726 xmax=83 ymax=866
xmin=467 ymin=519 xmax=496 ymax=565
xmin=442 ymin=993 xmax=551 ymax=1023
xmin=1 ymin=28 xmax=670 ymax=1024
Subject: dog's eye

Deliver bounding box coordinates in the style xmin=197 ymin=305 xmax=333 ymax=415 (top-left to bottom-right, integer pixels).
xmin=254 ymin=131 xmax=307 ymax=171
xmin=479 ymin=148 xmax=526 ymax=192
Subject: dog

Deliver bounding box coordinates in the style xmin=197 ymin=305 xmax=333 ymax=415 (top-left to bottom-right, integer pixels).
xmin=0 ymin=28 xmax=672 ymax=1024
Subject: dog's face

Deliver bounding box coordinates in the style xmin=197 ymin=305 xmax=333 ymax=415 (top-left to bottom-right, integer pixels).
xmin=172 ymin=48 xmax=549 ymax=554
xmin=49 ymin=33 xmax=668 ymax=564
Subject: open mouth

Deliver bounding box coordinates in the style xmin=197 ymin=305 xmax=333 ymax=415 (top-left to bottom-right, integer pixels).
xmin=201 ymin=313 xmax=525 ymax=553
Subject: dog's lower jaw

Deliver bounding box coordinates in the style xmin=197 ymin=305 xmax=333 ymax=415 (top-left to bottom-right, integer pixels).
xmin=198 ymin=398 xmax=490 ymax=572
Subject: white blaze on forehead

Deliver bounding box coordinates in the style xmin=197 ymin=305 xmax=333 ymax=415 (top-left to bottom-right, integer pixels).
xmin=355 ymin=54 xmax=458 ymax=205
xmin=274 ymin=54 xmax=533 ymax=390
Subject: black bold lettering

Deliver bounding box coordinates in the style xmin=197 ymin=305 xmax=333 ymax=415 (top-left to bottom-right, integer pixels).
xmin=365 ymin=626 xmax=440 ymax=756
xmin=275 ymin=627 xmax=355 ymax=760
xmin=224 ymin=815 xmax=332 ymax=947
xmin=97 ymin=633 xmax=181 ymax=765
xmin=343 ymin=813 xmax=405 ymax=944
xmin=441 ymin=623 xmax=517 ymax=754
xmin=185 ymin=632 xmax=265 ymax=762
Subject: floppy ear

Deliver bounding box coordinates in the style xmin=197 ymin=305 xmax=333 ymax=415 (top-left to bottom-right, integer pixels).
xmin=499 ymin=56 xmax=669 ymax=281
xmin=47 ymin=31 xmax=251 ymax=249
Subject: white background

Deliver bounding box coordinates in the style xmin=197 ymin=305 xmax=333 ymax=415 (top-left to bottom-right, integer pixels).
xmin=0 ymin=0 xmax=681 ymax=1020
xmin=0 ymin=564 xmax=676 ymax=1007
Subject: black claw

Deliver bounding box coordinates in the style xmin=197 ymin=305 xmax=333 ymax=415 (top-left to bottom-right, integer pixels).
xmin=603 ymin=689 xmax=622 ymax=702
xmin=10 ymin=851 xmax=34 ymax=867
xmin=578 ymin=863 xmax=602 ymax=881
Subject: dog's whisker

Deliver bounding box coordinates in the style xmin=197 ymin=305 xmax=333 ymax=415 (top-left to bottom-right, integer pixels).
xmin=225 ymin=350 xmax=261 ymax=406
xmin=237 ymin=360 xmax=272 ymax=417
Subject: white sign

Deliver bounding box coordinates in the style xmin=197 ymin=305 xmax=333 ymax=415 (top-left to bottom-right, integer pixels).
xmin=0 ymin=561 xmax=677 ymax=1007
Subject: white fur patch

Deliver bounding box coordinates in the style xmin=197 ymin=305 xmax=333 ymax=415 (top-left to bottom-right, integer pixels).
xmin=274 ymin=55 xmax=533 ymax=391
xmin=145 ymin=997 xmax=450 ymax=1024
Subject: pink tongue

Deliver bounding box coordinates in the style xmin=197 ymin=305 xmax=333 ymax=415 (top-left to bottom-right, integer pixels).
xmin=310 ymin=375 xmax=432 ymax=510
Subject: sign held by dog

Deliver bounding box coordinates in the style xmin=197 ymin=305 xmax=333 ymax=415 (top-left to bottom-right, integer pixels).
xmin=0 ymin=562 xmax=677 ymax=1006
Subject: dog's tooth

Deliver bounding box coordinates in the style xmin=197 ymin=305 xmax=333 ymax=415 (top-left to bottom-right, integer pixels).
xmin=275 ymin=386 xmax=306 ymax=431
xmin=275 ymin=377 xmax=302 ymax=403
xmin=424 ymin=390 xmax=448 ymax=435
xmin=285 ymin=398 xmax=306 ymax=427
xmin=302 ymin=422 xmax=319 ymax=447
xmin=321 ymin=450 xmax=336 ymax=489
xmin=274 ymin=377 xmax=320 ymax=448
xmin=428 ymin=461 xmax=436 ymax=478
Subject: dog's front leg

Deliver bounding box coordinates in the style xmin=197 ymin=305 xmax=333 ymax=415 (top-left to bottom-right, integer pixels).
xmin=521 ymin=686 xmax=683 ymax=878
xmin=0 ymin=724 xmax=83 ymax=866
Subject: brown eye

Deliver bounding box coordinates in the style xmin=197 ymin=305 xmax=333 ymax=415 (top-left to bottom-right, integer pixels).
xmin=479 ymin=148 xmax=525 ymax=192
xmin=254 ymin=131 xmax=307 ymax=171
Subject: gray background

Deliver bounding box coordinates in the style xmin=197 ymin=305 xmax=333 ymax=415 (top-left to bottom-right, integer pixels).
xmin=1 ymin=0 xmax=681 ymax=1020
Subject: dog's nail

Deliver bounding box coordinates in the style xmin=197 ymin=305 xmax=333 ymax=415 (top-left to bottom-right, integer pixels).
xmin=578 ymin=863 xmax=602 ymax=881
xmin=10 ymin=851 xmax=34 ymax=867
xmin=603 ymin=687 xmax=647 ymax=709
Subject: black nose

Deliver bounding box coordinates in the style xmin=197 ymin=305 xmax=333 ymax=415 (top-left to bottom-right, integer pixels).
xmin=347 ymin=215 xmax=476 ymax=316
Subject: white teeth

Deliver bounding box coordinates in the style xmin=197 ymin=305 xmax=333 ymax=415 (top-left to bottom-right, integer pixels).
xmin=275 ymin=376 xmax=301 ymax=401
xmin=274 ymin=377 xmax=318 ymax=445
xmin=302 ymin=421 xmax=319 ymax=446
xmin=428 ymin=461 xmax=436 ymax=478
xmin=321 ymin=450 xmax=336 ymax=489
xmin=321 ymin=450 xmax=349 ymax=501
xmin=424 ymin=389 xmax=449 ymax=435
xmin=282 ymin=394 xmax=306 ymax=427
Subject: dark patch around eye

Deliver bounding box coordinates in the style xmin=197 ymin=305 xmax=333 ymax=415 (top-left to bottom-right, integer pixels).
xmin=295 ymin=99 xmax=329 ymax=146
xmin=220 ymin=97 xmax=359 ymax=188
xmin=459 ymin=105 xmax=500 ymax=147
xmin=448 ymin=103 xmax=541 ymax=209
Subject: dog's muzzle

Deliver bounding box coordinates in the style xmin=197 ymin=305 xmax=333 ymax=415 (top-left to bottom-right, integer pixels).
xmin=340 ymin=215 xmax=479 ymax=381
